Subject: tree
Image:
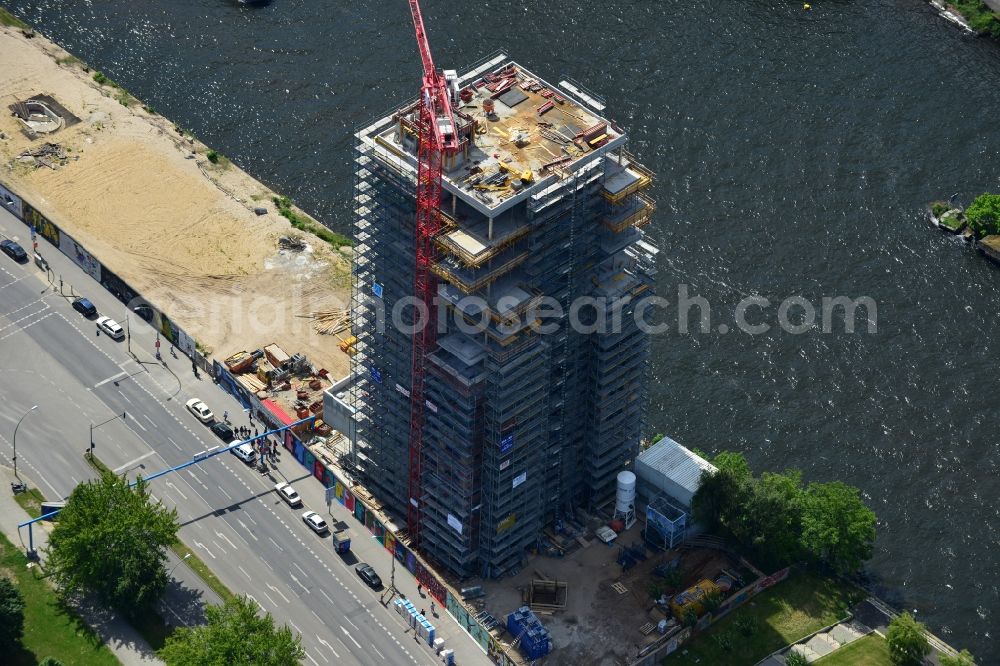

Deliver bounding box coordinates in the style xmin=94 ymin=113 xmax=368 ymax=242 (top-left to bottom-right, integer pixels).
xmin=0 ymin=576 xmax=25 ymax=649
xmin=799 ymin=481 xmax=876 ymax=574
xmin=39 ymin=659 xmax=66 ymax=666
xmin=740 ymin=470 xmax=804 ymax=568
xmin=886 ymin=612 xmax=930 ymax=665
xmin=159 ymin=595 xmax=304 ymax=666
xmin=965 ymin=192 xmax=1000 ymax=237
xmin=940 ymin=649 xmax=977 ymax=666
xmin=45 ymin=471 xmax=179 ymax=617
xmin=691 ymin=452 xmax=753 ymax=535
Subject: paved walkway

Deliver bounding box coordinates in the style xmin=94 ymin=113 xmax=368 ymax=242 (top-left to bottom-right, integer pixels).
xmin=759 ymin=598 xmax=959 ymax=665
xmin=0 ymin=465 xmax=221 ymax=666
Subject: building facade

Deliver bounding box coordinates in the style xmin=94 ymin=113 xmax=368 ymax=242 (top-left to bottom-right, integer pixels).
xmin=350 ymin=54 xmax=657 ymax=577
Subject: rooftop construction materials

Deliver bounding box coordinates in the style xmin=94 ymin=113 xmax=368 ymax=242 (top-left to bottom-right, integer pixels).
xmin=348 ymin=9 xmax=657 ymax=579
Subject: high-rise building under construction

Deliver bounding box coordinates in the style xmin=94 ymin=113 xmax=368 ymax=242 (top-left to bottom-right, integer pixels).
xmin=349 ymin=53 xmax=657 ymax=578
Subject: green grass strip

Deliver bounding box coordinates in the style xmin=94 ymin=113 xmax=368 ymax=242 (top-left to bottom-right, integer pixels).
xmin=0 ymin=531 xmax=118 ymax=666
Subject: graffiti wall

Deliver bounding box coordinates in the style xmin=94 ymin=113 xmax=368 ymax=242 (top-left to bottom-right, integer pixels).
xmin=57 ymin=229 xmax=101 ymax=281
xmin=0 ymin=181 xmax=22 ymax=218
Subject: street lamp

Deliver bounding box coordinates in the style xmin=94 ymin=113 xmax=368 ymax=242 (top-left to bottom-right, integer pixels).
xmin=168 ymin=552 xmax=191 ymax=578
xmin=12 ymin=405 xmax=38 ymax=480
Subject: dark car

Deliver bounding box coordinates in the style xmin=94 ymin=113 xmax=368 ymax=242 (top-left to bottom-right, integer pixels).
xmin=72 ymin=297 xmax=98 ymax=318
xmin=355 ymin=563 xmax=382 ymax=589
xmin=1 ymin=239 xmax=28 ymax=263
xmin=210 ymin=422 xmax=235 ymax=443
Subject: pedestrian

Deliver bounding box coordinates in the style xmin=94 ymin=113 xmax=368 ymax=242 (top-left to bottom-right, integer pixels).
xmin=431 ymin=601 xmax=436 ymax=615
xmin=420 ymin=608 xmax=426 ymax=617
xmin=255 ymin=427 xmax=259 ymax=437
xmin=223 ymin=410 xmax=229 ymax=422
xmin=417 ymin=583 xmax=422 ymax=595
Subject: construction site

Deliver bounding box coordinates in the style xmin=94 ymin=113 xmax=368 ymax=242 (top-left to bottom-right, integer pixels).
xmin=0 ymin=25 xmax=352 ymax=377
xmin=347 ymin=0 xmax=658 ymax=594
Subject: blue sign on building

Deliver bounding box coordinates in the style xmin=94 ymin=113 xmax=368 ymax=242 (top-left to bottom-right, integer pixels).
xmin=370 ymin=366 xmax=382 ymax=384
xmin=372 ymin=282 xmax=384 ymax=298
xmin=500 ymin=432 xmax=514 ymax=453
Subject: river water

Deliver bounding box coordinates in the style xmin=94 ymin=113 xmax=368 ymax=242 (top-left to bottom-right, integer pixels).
xmin=6 ymin=0 xmax=999 ymax=659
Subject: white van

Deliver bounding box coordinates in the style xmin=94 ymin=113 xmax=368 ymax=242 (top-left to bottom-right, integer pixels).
xmin=231 ymin=442 xmax=256 ymax=464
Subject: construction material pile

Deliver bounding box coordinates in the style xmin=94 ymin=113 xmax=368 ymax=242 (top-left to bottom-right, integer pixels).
xmin=299 ymin=309 xmax=349 ymax=336
xmin=16 ymin=142 xmax=72 ymax=169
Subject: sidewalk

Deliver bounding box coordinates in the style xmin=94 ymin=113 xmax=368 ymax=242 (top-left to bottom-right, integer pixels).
xmin=0 ymin=465 xmax=220 ymax=666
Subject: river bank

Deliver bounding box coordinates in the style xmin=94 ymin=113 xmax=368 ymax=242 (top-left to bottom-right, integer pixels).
xmin=929 ymin=0 xmax=1000 ymax=37
xmin=0 ymin=21 xmax=350 ymax=376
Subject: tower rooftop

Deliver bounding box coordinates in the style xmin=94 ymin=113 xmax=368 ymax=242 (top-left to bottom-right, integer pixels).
xmin=357 ymin=54 xmax=627 ymax=217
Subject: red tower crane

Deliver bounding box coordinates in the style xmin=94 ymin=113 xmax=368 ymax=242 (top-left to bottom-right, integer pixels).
xmin=405 ymin=0 xmax=459 ymax=545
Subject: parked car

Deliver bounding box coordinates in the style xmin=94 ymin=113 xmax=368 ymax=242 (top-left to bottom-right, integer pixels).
xmin=210 ymin=422 xmax=236 ymax=443
xmin=72 ymin=297 xmax=98 ymax=318
xmin=274 ymin=482 xmax=302 ymax=507
xmin=231 ymin=442 xmax=256 ymax=464
xmin=0 ymin=239 xmax=28 ymax=263
xmin=185 ymin=398 xmax=214 ymax=424
xmin=355 ymin=563 xmax=382 ymax=589
xmin=95 ymin=316 xmax=125 ymax=340
xmin=302 ymin=510 xmax=329 ymax=535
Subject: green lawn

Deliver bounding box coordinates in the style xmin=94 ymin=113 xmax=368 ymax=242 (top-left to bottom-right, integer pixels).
xmin=0 ymin=531 xmax=118 ymax=666
xmin=815 ymin=634 xmax=891 ymax=666
xmin=0 ymin=7 xmax=29 ymax=29
xmin=13 ymin=487 xmax=46 ymax=519
xmin=664 ymin=572 xmax=865 ymax=666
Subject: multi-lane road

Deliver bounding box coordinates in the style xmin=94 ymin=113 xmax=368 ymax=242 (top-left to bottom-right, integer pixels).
xmin=0 ymin=205 xmax=487 ymax=666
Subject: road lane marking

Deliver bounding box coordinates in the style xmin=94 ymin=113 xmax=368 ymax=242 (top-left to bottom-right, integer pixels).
xmin=238 ymin=565 xmax=252 ymax=580
xmin=266 ymin=582 xmax=290 ymax=604
xmin=211 ymin=539 xmax=227 ymax=555
xmin=165 ymin=481 xmax=187 ymax=500
xmin=194 ymin=541 xmax=215 ymax=559
xmin=215 ymin=531 xmax=237 ymax=550
xmin=166 ymin=435 xmax=181 ymax=451
xmin=247 ymin=594 xmax=266 ymax=612
xmin=268 ymin=536 xmax=284 ymax=551
xmin=142 ymin=413 xmax=156 ymax=428
xmin=343 ymin=614 xmax=358 ymax=631
xmin=371 ymin=644 xmax=385 ymax=660
xmin=341 ymin=625 xmax=362 ymax=649
xmin=112 ymin=450 xmax=155 ymax=474
xmin=310 ymin=609 xmax=323 ymax=623
xmin=290 ymin=621 xmax=303 ymax=635
xmin=290 ymin=572 xmax=310 ymax=595
xmin=317 ymin=636 xmax=340 ymax=659
xmin=117 ymin=389 xmax=133 ymax=405
xmin=126 ymin=412 xmax=145 ymax=431
xmin=93 ymin=371 xmax=126 ymax=388
xmin=262 ymin=589 xmax=278 ymax=607
xmin=237 ymin=518 xmax=257 ymax=541
xmin=292 ymin=561 xmax=309 ymax=578
xmin=218 ymin=485 xmax=232 ymax=500
xmin=319 ymin=588 xmax=336 ymax=607
xmin=304 ymin=652 xmax=319 ymax=666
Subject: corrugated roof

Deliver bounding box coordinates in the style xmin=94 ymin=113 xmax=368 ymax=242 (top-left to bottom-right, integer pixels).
xmin=636 ymin=436 xmax=716 ymax=495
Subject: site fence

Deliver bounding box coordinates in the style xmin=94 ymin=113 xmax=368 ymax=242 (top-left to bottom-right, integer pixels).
xmin=0 ymin=179 xmax=212 ymax=373
xmin=213 ymin=361 xmax=521 ymax=666
xmin=628 ymin=566 xmax=791 ymax=666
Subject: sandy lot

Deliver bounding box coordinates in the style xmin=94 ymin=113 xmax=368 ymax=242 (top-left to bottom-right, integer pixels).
xmin=0 ymin=25 xmax=350 ymax=375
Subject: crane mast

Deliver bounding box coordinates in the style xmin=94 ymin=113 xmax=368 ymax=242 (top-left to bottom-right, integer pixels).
xmin=405 ymin=0 xmax=458 ymax=545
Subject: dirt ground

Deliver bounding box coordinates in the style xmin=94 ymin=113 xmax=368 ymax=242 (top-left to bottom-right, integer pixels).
xmin=0 ymin=25 xmax=350 ymax=376
xmin=471 ymin=522 xmax=745 ymax=666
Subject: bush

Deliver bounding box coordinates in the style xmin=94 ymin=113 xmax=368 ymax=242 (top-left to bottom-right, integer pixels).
xmin=703 ymin=589 xmax=723 ymax=613
xmin=965 ymin=192 xmax=1000 ymax=237
xmin=0 ymin=576 xmax=25 ymax=649
xmin=735 ymin=614 xmax=759 ymax=637
xmin=206 ymin=150 xmax=220 ymax=164
xmin=713 ymin=631 xmax=734 ymax=652
xmin=930 ymin=201 xmax=950 ymax=218
xmin=940 ymin=648 xmax=977 ymax=666
xmin=886 ymin=612 xmax=931 ymax=665
xmin=92 ymin=71 xmax=108 ymax=85
xmin=39 ymin=658 xmax=65 ymax=666
xmin=785 ymin=650 xmax=809 ymax=666
xmin=681 ymin=607 xmax=698 ymax=627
